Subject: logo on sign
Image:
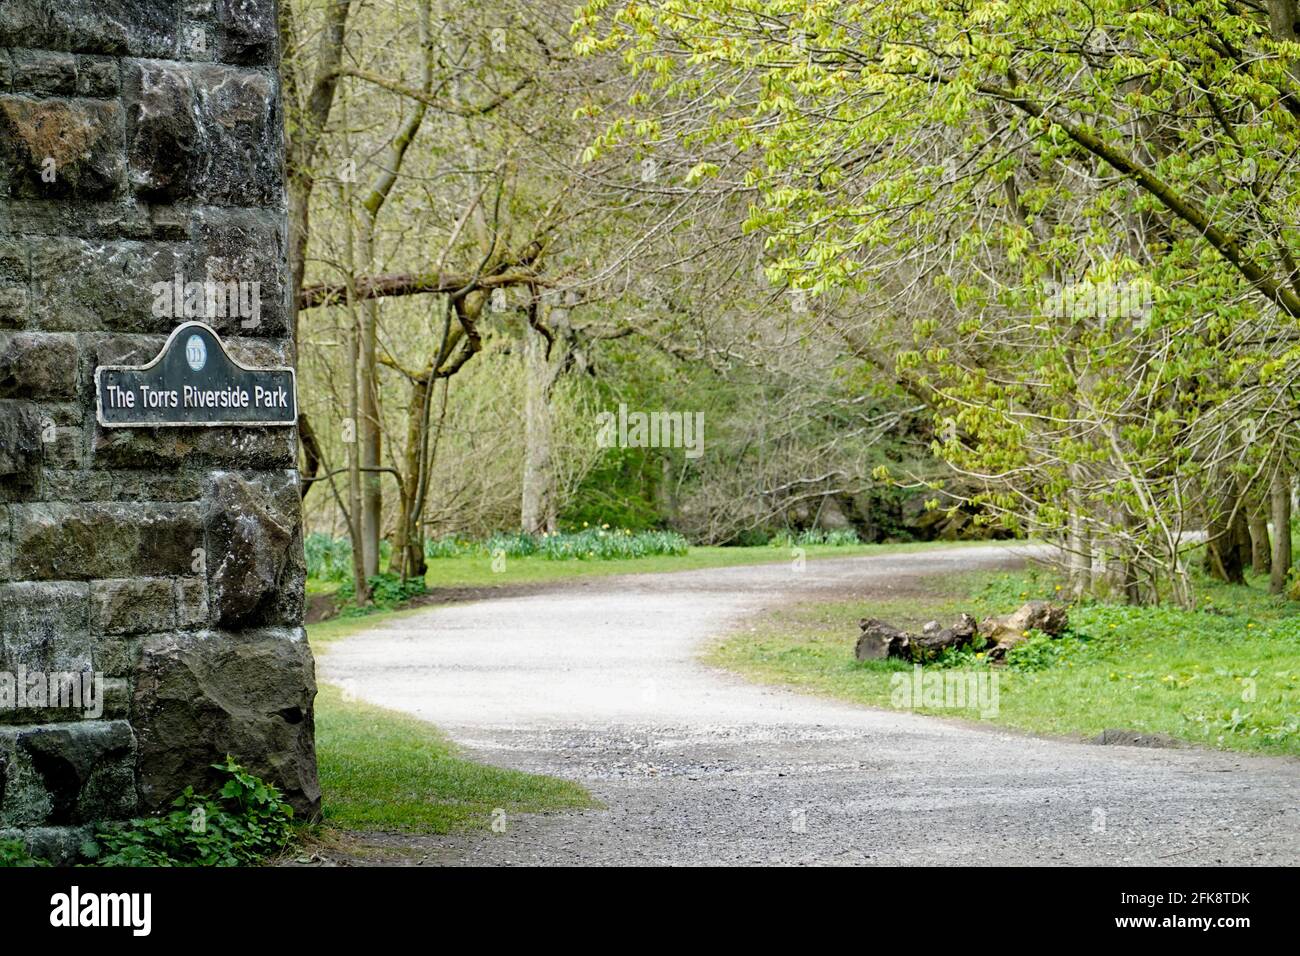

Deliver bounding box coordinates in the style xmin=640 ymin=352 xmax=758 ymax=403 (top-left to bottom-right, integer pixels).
xmin=185 ymin=335 xmax=207 ymax=372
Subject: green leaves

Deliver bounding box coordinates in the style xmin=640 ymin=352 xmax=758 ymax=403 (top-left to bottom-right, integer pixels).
xmin=87 ymin=757 xmax=295 ymax=867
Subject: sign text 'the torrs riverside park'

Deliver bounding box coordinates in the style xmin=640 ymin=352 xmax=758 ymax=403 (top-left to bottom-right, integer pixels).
xmin=95 ymin=322 xmax=297 ymax=428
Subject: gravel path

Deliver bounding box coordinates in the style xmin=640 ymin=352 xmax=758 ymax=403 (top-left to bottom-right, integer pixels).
xmin=319 ymin=544 xmax=1299 ymax=866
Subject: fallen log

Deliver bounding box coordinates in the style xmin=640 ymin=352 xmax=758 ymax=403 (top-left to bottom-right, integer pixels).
xmin=854 ymin=613 xmax=978 ymax=663
xmin=982 ymin=600 xmax=1068 ymax=661
xmin=909 ymin=613 xmax=978 ymax=661
xmin=854 ymin=602 xmax=1068 ymax=664
xmin=854 ymin=619 xmax=909 ymax=660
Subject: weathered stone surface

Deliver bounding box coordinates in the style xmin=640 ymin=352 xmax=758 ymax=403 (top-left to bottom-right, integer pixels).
xmin=31 ymin=468 xmax=113 ymax=503
xmin=205 ymin=471 xmax=305 ymax=627
xmin=92 ymin=424 xmax=296 ymax=470
xmin=188 ymin=207 xmax=288 ymax=335
xmin=93 ymin=634 xmax=140 ymax=678
xmin=10 ymin=50 xmax=77 ymax=95
xmin=0 ymin=400 xmax=43 ymax=485
xmin=30 ymin=238 xmax=185 ymax=332
xmin=0 ymin=331 xmax=78 ymax=399
xmin=0 ymin=197 xmax=155 ymax=240
xmin=0 ymin=721 xmax=137 ymax=826
xmin=0 ymin=95 xmax=125 ymax=198
xmin=125 ymin=60 xmax=280 ymax=205
xmin=0 ymin=1 xmax=178 ymax=57
xmin=133 ymin=629 xmax=319 ymax=818
xmin=41 ymin=427 xmax=81 ymax=469
xmin=216 ymin=0 xmax=277 ymax=64
xmin=0 ymin=825 xmax=91 ymax=865
xmin=91 ymin=577 xmax=175 ymax=634
xmin=175 ymin=576 xmax=209 ymax=628
xmin=0 ymin=581 xmax=92 ymax=673
xmin=76 ymin=56 xmax=120 ymax=98
xmin=111 ymin=471 xmax=203 ymax=501
xmin=10 ymin=501 xmax=202 ymax=579
xmin=0 ymin=236 xmax=28 ymax=327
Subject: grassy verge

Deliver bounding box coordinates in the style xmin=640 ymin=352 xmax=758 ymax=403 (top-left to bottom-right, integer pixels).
xmin=708 ymin=567 xmax=1300 ymax=756
xmin=308 ymin=539 xmax=1003 ymax=598
xmin=313 ymin=684 xmax=593 ymax=833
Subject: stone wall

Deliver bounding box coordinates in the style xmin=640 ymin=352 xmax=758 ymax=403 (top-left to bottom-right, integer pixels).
xmin=0 ymin=0 xmax=318 ymax=858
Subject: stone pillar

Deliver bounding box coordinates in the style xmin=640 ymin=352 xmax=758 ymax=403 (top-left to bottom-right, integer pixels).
xmin=0 ymin=0 xmax=319 ymax=858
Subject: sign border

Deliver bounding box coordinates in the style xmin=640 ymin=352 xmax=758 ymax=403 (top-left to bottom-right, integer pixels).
xmin=94 ymin=320 xmax=299 ymax=428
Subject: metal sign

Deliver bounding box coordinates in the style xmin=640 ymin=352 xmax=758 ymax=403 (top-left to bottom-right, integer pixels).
xmin=95 ymin=322 xmax=297 ymax=428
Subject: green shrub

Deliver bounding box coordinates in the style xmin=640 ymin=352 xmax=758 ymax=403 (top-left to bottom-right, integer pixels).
xmin=0 ymin=838 xmax=47 ymax=867
xmin=84 ymin=757 xmax=294 ymax=867
xmin=536 ymin=527 xmax=688 ymax=560
xmin=304 ymin=532 xmax=353 ymax=582
xmin=337 ymin=572 xmax=427 ymax=612
xmin=769 ymin=528 xmax=862 ymax=548
xmin=1004 ymin=629 xmax=1093 ymax=672
xmin=424 ymin=535 xmax=470 ymax=558
xmin=418 ymin=528 xmax=690 ymax=562
xmin=485 ymin=531 xmax=541 ymax=558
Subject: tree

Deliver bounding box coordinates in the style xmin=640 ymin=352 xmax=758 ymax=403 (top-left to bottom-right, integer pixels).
xmin=577 ymin=0 xmax=1300 ymax=604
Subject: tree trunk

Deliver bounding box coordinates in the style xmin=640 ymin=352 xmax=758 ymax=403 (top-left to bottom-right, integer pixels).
xmin=1066 ymin=481 xmax=1092 ymax=599
xmin=1271 ymin=467 xmax=1292 ymax=594
xmin=1232 ymin=500 xmax=1253 ymax=579
xmin=655 ymin=456 xmax=677 ymax=525
xmin=1204 ymin=472 xmax=1247 ymax=585
xmin=520 ymin=303 xmax=570 ymax=533
xmin=1101 ymin=536 xmax=1142 ymax=604
xmin=359 ymin=279 xmax=382 ymax=578
xmin=339 ymin=137 xmax=369 ymax=606
xmin=1248 ymin=487 xmax=1272 ymax=575
xmin=298 ymin=412 xmax=323 ymax=501
xmin=392 ymin=376 xmax=430 ymax=581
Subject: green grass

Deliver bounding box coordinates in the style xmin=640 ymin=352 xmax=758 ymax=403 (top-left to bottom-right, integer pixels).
xmin=313 ymin=684 xmax=593 ymax=833
xmin=309 ymin=539 xmax=1005 ymax=597
xmin=708 ymin=567 xmax=1300 ymax=756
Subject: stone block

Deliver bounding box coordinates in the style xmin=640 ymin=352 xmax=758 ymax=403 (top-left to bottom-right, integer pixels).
xmin=9 ymin=50 xmax=77 ymax=95
xmin=205 ymin=471 xmax=305 ymax=627
xmin=125 ymin=60 xmax=280 ymax=206
xmin=0 ymin=1 xmax=178 ymax=57
xmin=30 ymin=238 xmax=185 ymax=333
xmin=0 ymin=400 xmax=42 ymax=486
xmin=0 ymin=581 xmax=92 ymax=671
xmin=91 ymin=577 xmax=175 ymax=635
xmin=0 ymin=236 xmax=28 ymax=329
xmin=0 ymin=95 xmax=125 ymax=199
xmin=133 ymin=628 xmax=319 ymax=818
xmin=76 ymin=56 xmax=120 ymax=98
xmin=9 ymin=501 xmax=203 ymax=579
xmin=0 ymin=331 xmax=78 ymax=400
xmin=217 ymin=0 xmax=277 ymax=65
xmin=0 ymin=721 xmax=137 ymax=826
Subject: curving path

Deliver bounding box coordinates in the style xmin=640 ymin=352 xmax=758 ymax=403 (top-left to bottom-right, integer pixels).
xmin=320 ymin=544 xmax=1300 ymax=866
